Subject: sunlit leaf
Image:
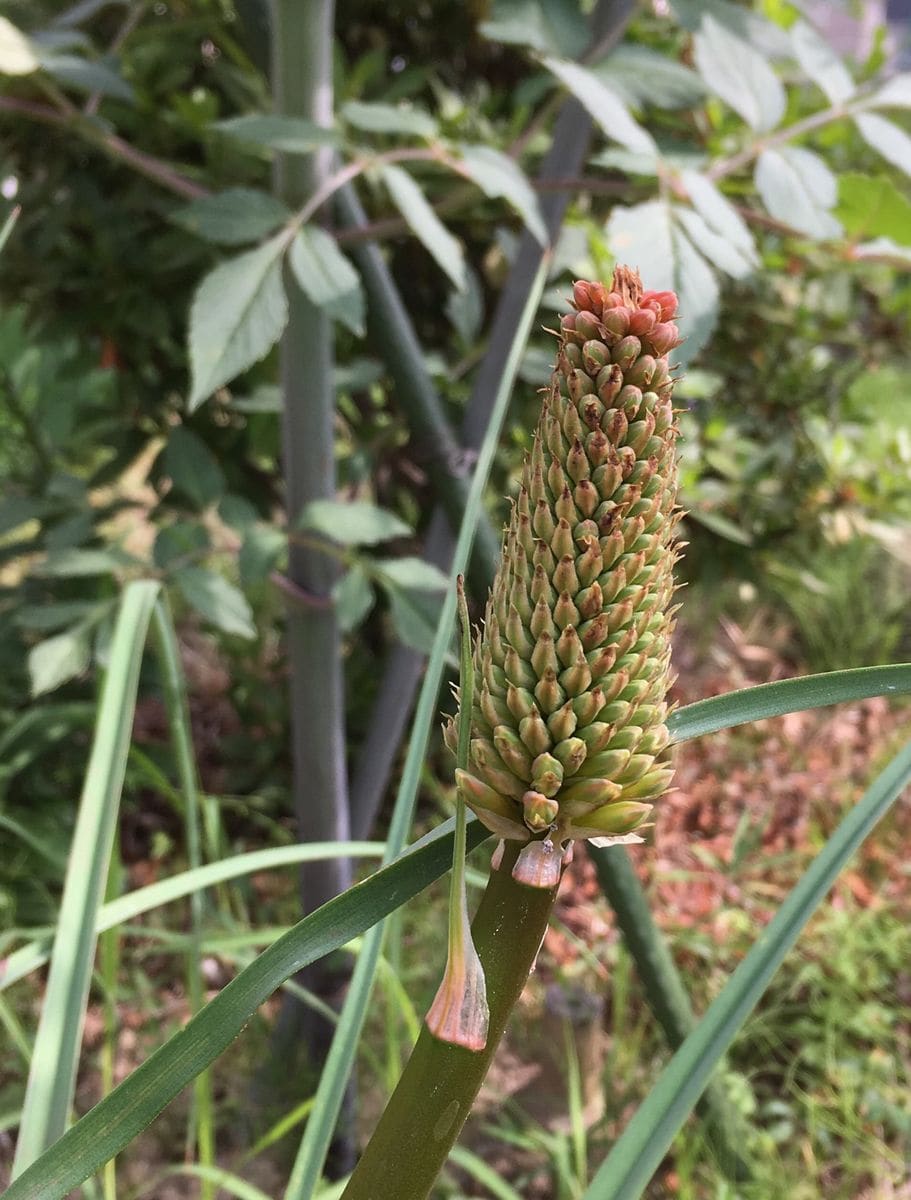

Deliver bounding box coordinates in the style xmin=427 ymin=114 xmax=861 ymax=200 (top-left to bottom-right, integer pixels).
xmin=0 ymin=16 xmax=38 ymax=74
xmin=754 ymin=147 xmax=842 ymax=238
xmin=28 ymin=627 xmax=91 ymax=697
xmin=855 ymin=112 xmax=911 ymax=179
xmin=542 ymin=57 xmax=656 ymax=154
xmin=837 ymin=172 xmax=911 ymax=245
xmin=790 ymin=20 xmax=854 ymax=105
xmin=693 ymin=14 xmax=785 ymax=132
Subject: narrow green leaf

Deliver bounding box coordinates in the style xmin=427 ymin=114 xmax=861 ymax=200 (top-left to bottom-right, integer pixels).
xmin=754 ymin=146 xmax=842 ymax=238
xmin=455 ymin=144 xmax=547 ymax=245
xmin=214 ymin=114 xmax=339 ymax=153
xmin=27 ymin=626 xmax=91 ymax=697
xmin=542 ymin=57 xmax=656 ymax=155
xmin=693 ymin=14 xmax=785 ymax=132
xmin=12 ymin=580 xmax=160 ymax=1178
xmin=33 ymin=548 xmax=133 ymax=577
xmin=3 ymin=822 xmax=490 ymax=1200
xmin=668 ymin=664 xmax=911 ymax=743
xmin=790 ymin=20 xmax=854 ymax=104
xmin=583 ymin=737 xmax=911 ymax=1200
xmin=374 ymin=555 xmax=448 ymax=591
xmin=381 ymin=164 xmax=466 ymax=290
xmin=0 ymin=16 xmax=39 ymax=74
xmin=1 ymin=843 xmax=386 ymax=994
xmin=332 ymin=566 xmax=375 ymax=633
xmin=162 ymin=426 xmax=226 ymax=509
xmin=479 ymin=0 xmax=589 ymax=58
xmin=448 ymin=1146 xmax=524 ymax=1200
xmin=173 ymin=566 xmax=255 ymax=639
xmin=855 ymin=111 xmax=911 ymax=178
xmin=298 ymin=498 xmax=410 ymax=545
xmin=289 ymin=226 xmax=365 ymax=335
xmin=597 ymin=45 xmax=705 ymax=110
xmin=341 ymin=100 xmax=437 ymax=139
xmin=171 ymin=188 xmax=291 ymax=246
xmin=38 ymin=53 xmax=133 ymax=101
xmin=188 ymin=233 xmax=288 ymax=410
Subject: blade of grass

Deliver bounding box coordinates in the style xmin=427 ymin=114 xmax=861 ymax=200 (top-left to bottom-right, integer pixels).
xmin=3 ymin=819 xmax=491 ymax=1200
xmin=0 ymin=841 xmax=385 ymax=991
xmin=151 ymin=597 xmax=212 ymax=1192
xmin=447 ymin=1146 xmax=524 ymax=1200
xmin=12 ymin=579 xmax=160 ymax=1177
xmin=583 ymin=735 xmax=911 ymax=1200
xmin=668 ymin=664 xmax=911 ymax=743
xmin=283 ymin=257 xmax=551 ymax=1200
xmin=0 ymin=991 xmax=31 ymax=1064
xmin=98 ymin=846 xmax=122 ymax=1200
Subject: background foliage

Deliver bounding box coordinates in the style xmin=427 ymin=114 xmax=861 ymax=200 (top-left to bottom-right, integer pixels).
xmin=1 ymin=0 xmax=910 ymax=1196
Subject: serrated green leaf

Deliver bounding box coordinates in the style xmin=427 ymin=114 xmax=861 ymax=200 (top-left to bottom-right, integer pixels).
xmin=479 ymin=0 xmax=589 ymax=58
xmin=214 ymin=114 xmax=339 ymax=153
xmin=754 ymin=147 xmax=842 ymax=238
xmin=171 ymin=188 xmax=291 ymax=246
xmin=289 ymin=226 xmax=364 ymax=335
xmin=374 ymin=555 xmax=448 ymax=592
xmin=34 ymin=548 xmax=133 ymax=577
xmin=455 ymin=144 xmax=547 ymax=245
xmin=790 ymin=20 xmax=854 ymax=104
xmin=855 ymin=111 xmax=911 ymax=178
xmin=383 ymin=580 xmax=446 ymax=655
xmin=341 ymin=100 xmax=437 ymax=138
xmin=174 ymin=567 xmax=255 ymax=638
xmin=188 ymin=234 xmax=288 ymax=411
xmin=332 ymin=566 xmax=374 ymax=633
xmin=0 ymin=16 xmax=38 ymax=74
xmin=38 ymin=53 xmax=133 ymax=101
xmin=543 ymin=57 xmax=656 ymax=155
xmin=153 ymin=522 xmax=210 ymax=570
xmin=380 ymin=164 xmax=466 ymax=289
xmin=606 ymin=200 xmax=718 ymax=359
xmin=674 ymin=207 xmax=755 ymax=279
xmin=596 ymin=45 xmax=706 ymax=110
xmin=238 ymin=525 xmax=285 ymax=587
xmin=837 ymin=172 xmax=911 ymax=245
xmin=693 ymin=14 xmax=785 ymax=132
xmin=162 ymin=426 xmax=226 ymax=509
xmin=298 ymin=499 xmax=410 ymax=546
xmin=28 ymin=627 xmax=91 ymax=697
xmin=680 ymin=169 xmax=757 ymax=256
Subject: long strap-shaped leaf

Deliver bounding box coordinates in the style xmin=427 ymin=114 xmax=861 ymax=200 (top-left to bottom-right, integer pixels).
xmin=0 ymin=842 xmax=386 ymax=992
xmin=584 ymin=735 xmax=911 ymax=1200
xmin=283 ymin=257 xmax=551 ymax=1200
xmin=12 ymin=579 xmax=161 ymax=1177
xmin=4 ymin=820 xmax=491 ymax=1200
xmin=668 ymin=664 xmax=911 ymax=743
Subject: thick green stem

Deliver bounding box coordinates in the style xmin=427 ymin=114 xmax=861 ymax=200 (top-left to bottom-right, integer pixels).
xmin=341 ymin=841 xmax=557 ymax=1200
